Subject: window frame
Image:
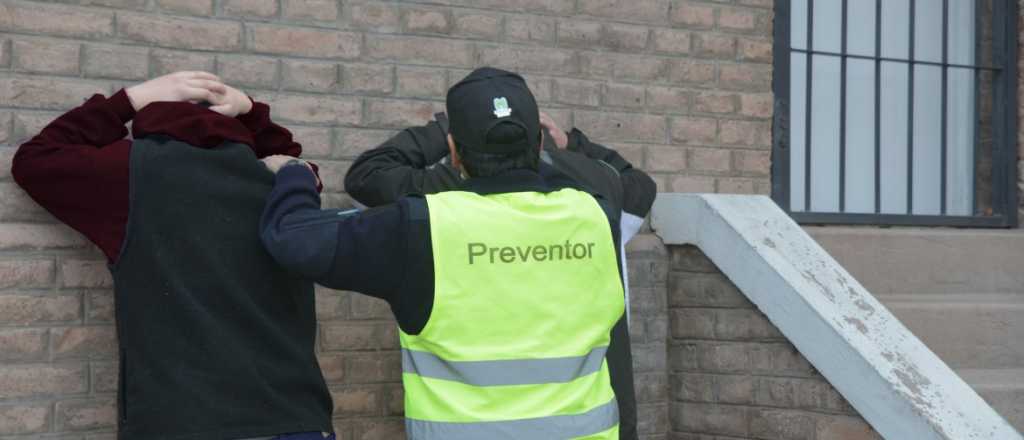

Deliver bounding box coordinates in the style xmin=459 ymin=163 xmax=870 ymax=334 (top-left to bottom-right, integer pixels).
xmin=771 ymin=0 xmax=1019 ymax=227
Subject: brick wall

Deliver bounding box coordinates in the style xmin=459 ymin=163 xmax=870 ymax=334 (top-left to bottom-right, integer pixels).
xmin=667 ymin=245 xmax=881 ymax=440
xmin=0 ymin=0 xmax=774 ymax=438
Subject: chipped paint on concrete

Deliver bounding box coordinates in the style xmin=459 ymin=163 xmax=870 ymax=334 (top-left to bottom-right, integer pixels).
xmin=651 ymin=193 xmax=1022 ymax=440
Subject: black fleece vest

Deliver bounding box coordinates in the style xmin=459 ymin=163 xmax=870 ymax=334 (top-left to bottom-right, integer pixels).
xmin=110 ymin=137 xmax=332 ymax=439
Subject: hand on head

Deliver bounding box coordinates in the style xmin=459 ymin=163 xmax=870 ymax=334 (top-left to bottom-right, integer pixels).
xmin=538 ymin=112 xmax=568 ymax=149
xmin=125 ymin=71 xmax=253 ymax=117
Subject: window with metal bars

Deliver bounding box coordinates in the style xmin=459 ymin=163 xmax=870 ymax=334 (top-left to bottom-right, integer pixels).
xmin=771 ymin=0 xmax=1018 ymax=227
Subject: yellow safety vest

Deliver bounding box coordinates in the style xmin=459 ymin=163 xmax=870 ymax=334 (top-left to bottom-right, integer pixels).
xmin=400 ymin=188 xmax=625 ymax=439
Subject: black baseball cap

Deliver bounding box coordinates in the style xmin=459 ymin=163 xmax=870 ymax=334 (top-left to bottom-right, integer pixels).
xmin=446 ymin=67 xmax=541 ymax=154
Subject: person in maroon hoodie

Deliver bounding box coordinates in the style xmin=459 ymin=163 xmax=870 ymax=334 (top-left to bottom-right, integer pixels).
xmin=12 ymin=71 xmax=335 ymax=440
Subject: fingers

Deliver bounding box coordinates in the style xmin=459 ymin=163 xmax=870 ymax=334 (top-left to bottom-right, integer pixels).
xmin=184 ymin=71 xmax=221 ymax=82
xmin=186 ymin=79 xmax=227 ymax=95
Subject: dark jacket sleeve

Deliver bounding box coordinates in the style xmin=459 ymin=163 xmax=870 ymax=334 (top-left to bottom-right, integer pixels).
xmin=566 ymin=129 xmax=657 ymax=218
xmin=260 ymin=164 xmax=433 ymax=334
xmin=343 ymin=119 xmax=462 ymax=207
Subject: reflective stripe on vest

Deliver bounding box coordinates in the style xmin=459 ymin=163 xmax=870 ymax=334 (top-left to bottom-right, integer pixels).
xmin=401 ymin=189 xmax=624 ymax=439
xmin=406 ymin=398 xmax=619 ymax=440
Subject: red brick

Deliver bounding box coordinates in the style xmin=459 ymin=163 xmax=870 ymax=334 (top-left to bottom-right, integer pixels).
xmin=82 ymin=0 xmax=147 ymax=8
xmin=816 ymin=415 xmax=882 ymax=440
xmin=83 ymin=44 xmax=149 ymax=80
xmin=670 ymin=116 xmax=717 ymax=144
xmin=553 ymin=78 xmax=602 ymax=107
xmin=222 ymin=0 xmax=278 ymax=18
xmin=282 ymin=0 xmax=339 ymax=22
xmin=695 ymin=92 xmax=738 ymax=114
xmin=287 ymin=126 xmax=333 ymax=158
xmin=320 ymin=322 xmax=395 ymax=351
xmin=670 ymin=308 xmax=715 ymax=339
xmin=750 ymin=408 xmax=816 ymax=440
xmin=580 ymin=52 xmax=669 ymax=82
xmin=12 ymin=38 xmax=81 ymax=75
xmin=151 ymin=49 xmax=215 ymax=76
xmin=646 ymin=86 xmax=691 ymax=114
xmin=317 ymin=353 xmax=345 ymax=383
xmin=506 ymin=16 xmax=555 ymax=44
xmin=250 ymin=25 xmax=360 ymax=59
xmin=739 ymin=37 xmax=773 ymax=63
xmin=348 ymin=2 xmax=400 ymax=31
xmin=739 ymin=93 xmax=773 ymax=118
xmin=0 ymin=259 xmax=54 ymax=289
xmin=717 ymin=177 xmax=758 ymax=194
xmin=342 ymin=63 xmax=395 ymax=95
xmin=331 ymin=386 xmax=380 ymax=416
xmin=646 ymin=146 xmax=687 ymax=172
xmin=345 ymin=352 xmax=401 ymax=383
xmin=61 ymin=259 xmax=112 ymax=288
xmin=86 ymin=291 xmax=114 ymax=323
xmin=0 ymin=38 xmax=9 ymax=68
xmin=367 ymin=35 xmax=474 ymax=67
xmin=603 ymin=83 xmax=646 ymax=108
xmin=264 ymin=94 xmax=361 ymax=125
xmin=0 ymin=112 xmax=10 ymax=146
xmin=436 ymin=0 xmax=574 ymax=15
xmin=578 ymin=0 xmax=670 ymax=24
xmin=403 ymin=8 xmax=450 ymax=34
xmin=734 ymin=149 xmax=771 ymax=175
xmin=395 ymin=66 xmax=447 ymax=99
xmin=353 ymin=417 xmax=405 ymax=439
xmin=0 ymin=329 xmax=47 ymax=362
xmin=52 ymin=326 xmax=117 ymax=360
xmin=602 ymin=23 xmax=650 ymax=51
xmin=651 ymin=28 xmax=691 ymax=55
xmin=217 ymin=55 xmax=278 ymax=90
xmin=364 ymin=99 xmax=442 ymax=129
xmin=557 ymin=19 xmax=602 ymax=47
xmin=479 ymin=45 xmax=576 ymax=76
xmin=383 ymin=384 xmax=403 ymax=415
xmin=0 ymin=293 xmax=81 ymax=324
xmin=695 ymin=34 xmax=737 ymax=59
xmin=118 ymin=13 xmax=241 ymax=51
xmin=670 ymin=1 xmax=715 ymax=29
xmin=0 ymin=364 xmax=87 ymax=398
xmin=282 ymin=60 xmax=339 ymax=93
xmin=669 ymin=175 xmax=715 ymax=193
xmin=452 ymin=12 xmax=501 ymax=40
xmin=335 ymin=128 xmax=396 ymax=158
xmin=0 ymin=182 xmax=52 ymax=222
xmin=721 ymin=119 xmax=770 ymax=147
xmin=719 ymin=63 xmax=772 ymax=91
xmin=0 ymin=2 xmax=114 ymax=39
xmin=91 ymin=362 xmax=118 ymax=393
xmin=156 ymin=0 xmax=214 ymax=16
xmin=0 ymin=403 xmax=49 ymax=435
xmin=718 ymin=6 xmax=764 ymax=33
xmin=56 ymin=398 xmax=116 ymax=431
xmin=690 ymin=147 xmax=732 ymax=172
xmin=575 ymin=111 xmax=667 ymax=143
xmin=350 ymin=295 xmax=392 ymax=320
xmin=667 ymin=59 xmax=716 ymax=85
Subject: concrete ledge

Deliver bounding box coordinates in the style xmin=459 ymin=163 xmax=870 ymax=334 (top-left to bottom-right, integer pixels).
xmin=651 ymin=193 xmax=1022 ymax=440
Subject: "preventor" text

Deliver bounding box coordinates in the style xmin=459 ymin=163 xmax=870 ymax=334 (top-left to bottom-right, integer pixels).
xmin=467 ymin=241 xmax=596 ymax=265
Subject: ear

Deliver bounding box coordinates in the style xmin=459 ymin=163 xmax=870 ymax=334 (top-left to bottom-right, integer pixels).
xmin=447 ymin=134 xmax=463 ymax=172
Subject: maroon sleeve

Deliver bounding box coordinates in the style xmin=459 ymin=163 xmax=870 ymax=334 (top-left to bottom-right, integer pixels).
xmin=11 ymin=90 xmax=137 ymax=262
xmin=237 ymin=99 xmax=323 ymax=192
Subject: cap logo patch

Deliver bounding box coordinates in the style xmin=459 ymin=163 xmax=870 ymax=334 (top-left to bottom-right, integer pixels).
xmin=492 ymin=97 xmax=512 ymax=118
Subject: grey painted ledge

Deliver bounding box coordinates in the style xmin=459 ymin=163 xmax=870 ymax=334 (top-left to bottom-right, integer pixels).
xmin=651 ymin=193 xmax=1021 ymax=440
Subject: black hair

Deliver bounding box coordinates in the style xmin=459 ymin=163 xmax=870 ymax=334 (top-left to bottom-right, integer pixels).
xmin=454 ymin=122 xmax=539 ymax=178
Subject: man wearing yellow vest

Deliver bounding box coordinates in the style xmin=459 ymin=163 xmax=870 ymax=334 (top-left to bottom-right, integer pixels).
xmin=259 ymin=67 xmax=631 ymax=439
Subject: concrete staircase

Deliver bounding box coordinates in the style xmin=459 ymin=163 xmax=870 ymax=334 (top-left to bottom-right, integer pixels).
xmin=809 ymin=227 xmax=1024 ymax=433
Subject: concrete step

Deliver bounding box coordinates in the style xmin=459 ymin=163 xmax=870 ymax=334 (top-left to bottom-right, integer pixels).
xmin=878 ymin=294 xmax=1024 ymax=370
xmin=957 ymin=369 xmax=1024 ymax=433
xmin=807 ymin=227 xmax=1024 ymax=295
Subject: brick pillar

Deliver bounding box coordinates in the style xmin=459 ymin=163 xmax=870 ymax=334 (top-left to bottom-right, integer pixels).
xmin=667 ymin=245 xmax=881 ymax=440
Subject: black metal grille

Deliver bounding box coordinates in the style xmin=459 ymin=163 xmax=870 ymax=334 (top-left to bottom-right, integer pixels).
xmin=771 ymin=0 xmax=1019 ymax=227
